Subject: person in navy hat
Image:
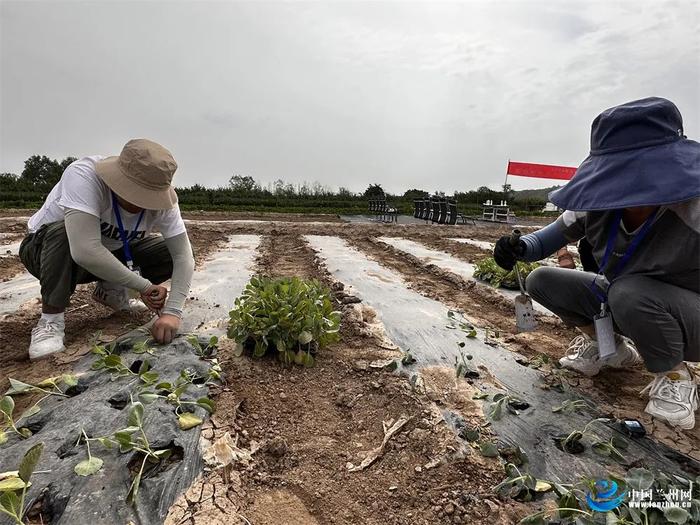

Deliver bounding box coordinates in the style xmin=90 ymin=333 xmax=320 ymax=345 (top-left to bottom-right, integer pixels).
xmin=494 ymin=97 xmax=699 ymax=430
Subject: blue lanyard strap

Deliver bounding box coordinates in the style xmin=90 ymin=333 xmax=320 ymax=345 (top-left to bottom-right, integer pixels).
xmin=111 ymin=191 xmax=145 ymax=268
xmin=589 ymin=209 xmax=657 ymax=303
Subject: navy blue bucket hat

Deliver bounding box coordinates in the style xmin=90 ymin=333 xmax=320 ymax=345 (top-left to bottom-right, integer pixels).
xmin=549 ymin=97 xmax=700 ymax=211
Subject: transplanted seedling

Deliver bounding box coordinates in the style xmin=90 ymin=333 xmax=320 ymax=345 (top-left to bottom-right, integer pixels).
xmin=112 ymin=402 xmax=174 ymax=505
xmin=487 ymin=392 xmax=530 ymax=421
xmin=73 ymin=429 xmax=104 ymax=477
xmin=551 ymin=399 xmax=589 ymax=414
xmin=91 ymin=344 xmax=159 ymax=386
xmin=454 ymin=350 xmax=478 ymax=378
xmin=0 ymin=376 xmax=77 ymax=444
xmin=553 ymin=417 xmax=622 ymax=458
xmin=493 ymin=463 xmax=554 ymax=503
xmin=446 ymin=310 xmax=477 ymax=338
xmin=138 ymin=368 xmax=216 ymax=430
xmin=0 ymin=442 xmax=44 ymax=525
xmin=185 ymin=334 xmax=219 ymax=358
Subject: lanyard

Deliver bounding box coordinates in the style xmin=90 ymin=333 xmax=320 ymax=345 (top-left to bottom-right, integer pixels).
xmin=589 ymin=209 xmax=657 ymax=303
xmin=111 ymin=191 xmax=145 ymax=270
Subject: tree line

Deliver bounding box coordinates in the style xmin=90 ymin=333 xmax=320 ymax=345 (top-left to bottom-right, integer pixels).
xmin=1 ymin=155 xmax=554 ymax=214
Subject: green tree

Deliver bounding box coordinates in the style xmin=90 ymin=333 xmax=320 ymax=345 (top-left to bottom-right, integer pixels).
xmin=228 ymin=175 xmax=259 ymax=194
xmin=21 ymin=155 xmax=76 ymax=188
xmin=403 ymin=188 xmax=427 ymax=200
xmin=363 ymin=184 xmax=384 ymax=198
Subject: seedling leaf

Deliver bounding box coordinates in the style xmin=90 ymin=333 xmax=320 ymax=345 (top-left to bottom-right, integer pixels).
xmin=0 ymin=396 xmax=15 ymax=418
xmin=478 ymin=441 xmax=499 ymax=458
xmin=127 ymin=402 xmax=145 ymax=428
xmin=62 ymin=374 xmax=78 ymax=387
xmin=178 ymin=413 xmax=203 ymax=430
xmin=196 ymin=398 xmax=216 ymax=414
xmin=18 ymin=442 xmax=44 ymax=482
xmin=74 ymin=457 xmax=103 ymax=477
xmin=0 ymin=477 xmax=26 ymax=491
xmin=5 ymin=379 xmax=35 ymax=396
xmin=664 ymin=507 xmax=690 ymax=524
xmin=626 ymin=468 xmax=655 ymax=491
xmin=0 ymin=491 xmax=21 ymax=517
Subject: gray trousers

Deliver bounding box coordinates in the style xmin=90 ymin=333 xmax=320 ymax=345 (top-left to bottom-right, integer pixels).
xmin=19 ymin=221 xmax=173 ymax=309
xmin=526 ymin=266 xmax=700 ymax=373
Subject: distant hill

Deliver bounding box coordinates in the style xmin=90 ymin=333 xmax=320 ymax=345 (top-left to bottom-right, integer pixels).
xmin=512 ymin=185 xmax=561 ymax=201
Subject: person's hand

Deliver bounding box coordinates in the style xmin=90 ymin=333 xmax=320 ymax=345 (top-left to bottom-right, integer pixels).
xmin=151 ymin=314 xmax=180 ymax=344
xmin=140 ymin=284 xmax=168 ymax=312
xmin=494 ymin=236 xmax=525 ymax=271
xmin=557 ymin=248 xmax=576 ymax=269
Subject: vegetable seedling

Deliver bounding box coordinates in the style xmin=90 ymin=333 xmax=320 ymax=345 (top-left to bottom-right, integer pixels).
xmin=74 ymin=429 xmax=104 ymax=477
xmin=185 ymin=335 xmax=219 ymax=358
xmin=454 ymin=350 xmax=478 ymax=378
xmin=138 ymin=368 xmax=216 ymax=430
xmin=0 ymin=442 xmax=44 ymax=525
xmin=91 ymin=345 xmax=159 ymax=386
xmin=487 ymin=393 xmax=530 ymax=421
xmin=227 ymin=276 xmax=340 ymax=367
xmin=114 ymin=402 xmax=173 ymax=505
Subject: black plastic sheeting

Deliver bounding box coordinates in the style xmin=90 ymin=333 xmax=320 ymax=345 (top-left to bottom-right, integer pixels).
xmin=306 ymin=235 xmax=700 ymax=483
xmin=0 ymin=333 xmax=214 ymax=525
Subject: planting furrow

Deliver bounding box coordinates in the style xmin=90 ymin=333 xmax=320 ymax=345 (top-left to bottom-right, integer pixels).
xmin=378 ymin=237 xmax=553 ymax=315
xmin=305 ymin=234 xmax=698 ymax=483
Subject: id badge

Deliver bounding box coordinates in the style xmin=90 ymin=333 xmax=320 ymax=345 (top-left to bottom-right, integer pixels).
xmin=594 ymin=304 xmax=616 ymax=359
xmin=128 ymin=266 xmax=142 ymax=299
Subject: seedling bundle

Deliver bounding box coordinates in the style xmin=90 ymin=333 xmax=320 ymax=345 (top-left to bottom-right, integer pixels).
xmin=227 ymin=276 xmax=341 ymax=366
xmin=473 ymin=257 xmax=540 ymax=290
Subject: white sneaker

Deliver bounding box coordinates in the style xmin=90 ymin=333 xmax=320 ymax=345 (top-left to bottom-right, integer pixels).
xmin=641 ymin=369 xmax=698 ymax=430
xmin=93 ymin=282 xmax=147 ymax=313
xmin=29 ymin=318 xmax=65 ymax=360
xmin=559 ymin=334 xmax=642 ymax=377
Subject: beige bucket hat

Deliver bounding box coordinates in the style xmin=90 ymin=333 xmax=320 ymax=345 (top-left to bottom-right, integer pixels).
xmin=95 ymin=139 xmax=178 ymax=210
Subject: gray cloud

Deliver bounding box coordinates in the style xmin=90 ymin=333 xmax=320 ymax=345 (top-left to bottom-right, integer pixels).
xmin=1 ymin=0 xmax=698 ymax=194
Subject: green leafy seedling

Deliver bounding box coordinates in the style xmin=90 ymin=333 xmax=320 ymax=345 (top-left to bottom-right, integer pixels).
xmin=473 ymin=257 xmax=540 ymax=289
xmin=91 ymin=345 xmax=159 ymax=386
xmin=132 ymin=340 xmax=155 ymax=356
xmin=0 ymin=442 xmax=44 ymax=525
xmin=487 ymin=393 xmax=530 ymax=421
xmin=185 ymin=334 xmax=219 ymax=357
xmin=138 ymin=369 xmax=216 ymax=429
xmin=227 ymin=276 xmax=340 ymax=366
xmin=74 ymin=429 xmax=104 ymax=476
xmin=0 ymin=396 xmax=32 ymax=441
xmin=454 ymin=350 xmax=477 ymax=378
xmin=109 ymin=402 xmax=173 ymax=506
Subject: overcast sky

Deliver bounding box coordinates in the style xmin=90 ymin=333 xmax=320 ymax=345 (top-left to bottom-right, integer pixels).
xmin=1 ymin=1 xmax=698 ymax=194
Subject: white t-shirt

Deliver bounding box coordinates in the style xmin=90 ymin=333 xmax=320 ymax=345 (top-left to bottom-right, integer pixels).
xmin=28 ymin=156 xmax=186 ymax=250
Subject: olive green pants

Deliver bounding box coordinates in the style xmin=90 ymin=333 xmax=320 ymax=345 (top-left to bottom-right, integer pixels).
xmin=19 ymin=221 xmax=173 ymax=309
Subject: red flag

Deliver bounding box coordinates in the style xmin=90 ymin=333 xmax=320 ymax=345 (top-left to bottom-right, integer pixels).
xmin=507 ymin=161 xmax=576 ymax=180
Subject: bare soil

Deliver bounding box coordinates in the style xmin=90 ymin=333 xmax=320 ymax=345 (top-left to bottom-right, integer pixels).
xmin=167 ymin=230 xmax=524 ymax=525
xmin=1 ymin=211 xmax=698 ymax=525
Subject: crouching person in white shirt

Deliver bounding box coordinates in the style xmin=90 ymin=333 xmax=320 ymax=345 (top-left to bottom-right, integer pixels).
xmin=19 ymin=139 xmax=195 ymax=360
